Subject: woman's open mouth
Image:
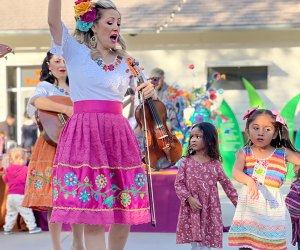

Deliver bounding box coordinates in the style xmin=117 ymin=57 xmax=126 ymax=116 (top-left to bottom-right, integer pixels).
xmin=110 ymin=34 xmax=118 ymax=43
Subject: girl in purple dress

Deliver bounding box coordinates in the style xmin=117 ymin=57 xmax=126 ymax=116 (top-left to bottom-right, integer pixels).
xmin=175 ymin=122 xmax=238 ymax=250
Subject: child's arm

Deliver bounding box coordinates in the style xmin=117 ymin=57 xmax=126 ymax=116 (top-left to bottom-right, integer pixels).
xmin=174 ymin=159 xmax=202 ymax=211
xmin=286 ymin=149 xmax=300 ymax=166
xmin=232 ymin=149 xmax=258 ymax=200
xmin=217 ymin=162 xmax=238 ymax=206
xmin=174 ymin=160 xmax=191 ymax=202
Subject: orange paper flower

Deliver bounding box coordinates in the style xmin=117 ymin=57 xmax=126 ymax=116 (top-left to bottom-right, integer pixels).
xmin=74 ymin=1 xmax=93 ymax=17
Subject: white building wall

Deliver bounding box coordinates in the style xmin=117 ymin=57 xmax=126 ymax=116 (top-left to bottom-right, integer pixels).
xmin=130 ymin=47 xmax=300 ymax=130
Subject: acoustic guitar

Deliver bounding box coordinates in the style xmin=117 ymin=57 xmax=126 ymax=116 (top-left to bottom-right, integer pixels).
xmin=35 ymin=96 xmax=73 ymax=147
xmin=0 ymin=44 xmax=13 ymax=59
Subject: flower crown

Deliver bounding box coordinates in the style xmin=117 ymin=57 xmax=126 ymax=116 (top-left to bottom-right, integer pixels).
xmin=74 ymin=0 xmax=97 ymax=32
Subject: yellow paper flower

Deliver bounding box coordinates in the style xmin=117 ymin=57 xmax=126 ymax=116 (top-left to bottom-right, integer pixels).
xmin=74 ymin=2 xmax=93 ymax=17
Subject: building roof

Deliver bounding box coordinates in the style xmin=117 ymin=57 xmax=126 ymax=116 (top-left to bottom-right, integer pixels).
xmin=1 ymin=0 xmax=300 ymax=34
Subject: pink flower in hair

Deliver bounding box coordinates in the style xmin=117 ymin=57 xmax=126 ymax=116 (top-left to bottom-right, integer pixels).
xmin=243 ymin=106 xmax=259 ymax=120
xmin=271 ymin=110 xmax=286 ymax=125
xmin=81 ymin=9 xmax=97 ymax=22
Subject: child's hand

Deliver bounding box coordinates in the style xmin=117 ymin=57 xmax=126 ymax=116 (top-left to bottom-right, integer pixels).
xmin=187 ymin=196 xmax=202 ymax=212
xmin=246 ymin=178 xmax=259 ymax=200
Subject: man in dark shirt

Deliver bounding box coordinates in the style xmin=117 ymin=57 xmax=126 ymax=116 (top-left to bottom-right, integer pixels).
xmin=0 ymin=114 xmax=16 ymax=140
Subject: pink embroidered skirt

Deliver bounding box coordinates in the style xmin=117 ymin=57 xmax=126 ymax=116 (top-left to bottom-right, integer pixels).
xmin=50 ymin=100 xmax=150 ymax=225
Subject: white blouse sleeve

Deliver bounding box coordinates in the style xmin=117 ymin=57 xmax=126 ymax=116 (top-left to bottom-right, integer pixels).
xmin=26 ymin=82 xmax=50 ymax=118
xmin=50 ymin=22 xmax=80 ymax=61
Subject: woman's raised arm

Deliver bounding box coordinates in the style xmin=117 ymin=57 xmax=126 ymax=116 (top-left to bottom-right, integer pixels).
xmin=48 ymin=0 xmax=62 ymax=45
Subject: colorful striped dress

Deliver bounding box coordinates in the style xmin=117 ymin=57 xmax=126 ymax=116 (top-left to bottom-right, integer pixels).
xmin=228 ymin=146 xmax=287 ymax=250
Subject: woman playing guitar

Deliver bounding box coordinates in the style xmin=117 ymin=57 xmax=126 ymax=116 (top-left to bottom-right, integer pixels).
xmin=22 ymin=51 xmax=84 ymax=250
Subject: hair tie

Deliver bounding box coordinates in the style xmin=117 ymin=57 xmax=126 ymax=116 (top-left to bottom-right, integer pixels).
xmin=271 ymin=110 xmax=286 ymax=125
xmin=243 ymin=106 xmax=259 ymax=120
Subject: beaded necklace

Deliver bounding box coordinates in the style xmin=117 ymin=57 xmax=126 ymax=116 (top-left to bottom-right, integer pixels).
xmin=54 ymin=83 xmax=69 ymax=96
xmin=94 ymin=55 xmax=122 ymax=72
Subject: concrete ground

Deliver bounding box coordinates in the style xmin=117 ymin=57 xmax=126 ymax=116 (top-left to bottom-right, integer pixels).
xmin=0 ymin=182 xmax=297 ymax=250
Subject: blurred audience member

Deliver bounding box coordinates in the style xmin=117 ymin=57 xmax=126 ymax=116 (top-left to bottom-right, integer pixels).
xmin=0 ymin=114 xmax=16 ymax=141
xmin=2 ymin=147 xmax=42 ymax=235
xmin=21 ymin=112 xmax=38 ymax=153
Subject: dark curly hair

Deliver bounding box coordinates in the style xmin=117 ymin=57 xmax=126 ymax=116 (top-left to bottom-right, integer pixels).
xmin=39 ymin=51 xmax=69 ymax=85
xmin=185 ymin=122 xmax=222 ymax=162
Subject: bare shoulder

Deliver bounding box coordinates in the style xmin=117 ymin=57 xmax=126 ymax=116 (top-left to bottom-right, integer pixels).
xmin=236 ymin=148 xmax=246 ymax=159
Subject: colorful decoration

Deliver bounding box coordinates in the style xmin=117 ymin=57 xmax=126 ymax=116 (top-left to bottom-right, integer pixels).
xmin=165 ymin=65 xmax=227 ymax=161
xmin=74 ymin=0 xmax=96 ymax=32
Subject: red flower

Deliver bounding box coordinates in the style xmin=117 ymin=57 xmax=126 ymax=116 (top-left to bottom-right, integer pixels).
xmin=210 ymin=93 xmax=217 ymax=100
xmin=188 ymin=64 xmax=195 ymax=70
xmin=212 ymin=72 xmax=220 ymax=81
xmin=80 ymin=9 xmax=96 ymax=22
xmin=75 ymin=0 xmax=90 ymax=5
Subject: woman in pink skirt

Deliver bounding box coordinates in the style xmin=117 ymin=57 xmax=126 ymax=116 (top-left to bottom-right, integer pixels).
xmin=48 ymin=0 xmax=157 ymax=249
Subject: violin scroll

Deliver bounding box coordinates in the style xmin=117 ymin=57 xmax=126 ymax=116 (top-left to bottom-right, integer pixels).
xmin=0 ymin=44 xmax=14 ymax=60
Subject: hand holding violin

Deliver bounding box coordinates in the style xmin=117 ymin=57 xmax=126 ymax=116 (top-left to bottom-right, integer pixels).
xmin=136 ymin=81 xmax=158 ymax=100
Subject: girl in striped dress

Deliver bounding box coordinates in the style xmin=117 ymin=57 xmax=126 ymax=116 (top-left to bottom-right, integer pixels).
xmin=228 ymin=108 xmax=300 ymax=250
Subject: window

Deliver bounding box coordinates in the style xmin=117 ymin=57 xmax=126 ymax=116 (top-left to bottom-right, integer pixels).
xmin=6 ymin=66 xmax=17 ymax=89
xmin=207 ymin=66 xmax=268 ymax=90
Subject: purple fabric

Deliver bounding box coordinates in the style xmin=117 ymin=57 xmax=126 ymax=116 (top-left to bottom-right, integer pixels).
xmin=34 ymin=211 xmax=71 ymax=231
xmin=51 ymin=100 xmax=150 ymax=225
xmin=131 ymin=171 xmax=180 ymax=232
xmin=285 ymin=180 xmax=300 ymax=245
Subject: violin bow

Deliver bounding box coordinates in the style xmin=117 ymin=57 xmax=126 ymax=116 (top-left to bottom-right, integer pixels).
xmin=126 ymin=57 xmax=156 ymax=227
xmin=0 ymin=44 xmax=14 ymax=60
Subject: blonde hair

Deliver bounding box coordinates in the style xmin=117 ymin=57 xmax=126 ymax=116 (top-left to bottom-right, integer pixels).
xmin=9 ymin=147 xmax=25 ymax=166
xmin=73 ymin=0 xmax=127 ymax=59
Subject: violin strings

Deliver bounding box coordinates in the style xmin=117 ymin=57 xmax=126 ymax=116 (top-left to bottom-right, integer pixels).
xmin=147 ymin=99 xmax=169 ymax=146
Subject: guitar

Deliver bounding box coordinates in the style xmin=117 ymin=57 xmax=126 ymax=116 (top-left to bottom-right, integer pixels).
xmin=35 ymin=96 xmax=73 ymax=146
xmin=0 ymin=44 xmax=13 ymax=59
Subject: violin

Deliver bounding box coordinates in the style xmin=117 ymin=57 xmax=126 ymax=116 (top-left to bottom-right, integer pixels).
xmin=126 ymin=58 xmax=182 ymax=170
xmin=0 ymin=44 xmax=14 ymax=59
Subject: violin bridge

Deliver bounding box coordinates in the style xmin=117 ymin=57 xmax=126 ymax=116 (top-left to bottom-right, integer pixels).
xmin=162 ymin=144 xmax=170 ymax=150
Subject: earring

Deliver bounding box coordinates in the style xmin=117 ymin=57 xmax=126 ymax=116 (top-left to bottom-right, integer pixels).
xmin=49 ymin=70 xmax=52 ymax=76
xmin=90 ymin=35 xmax=97 ymax=49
